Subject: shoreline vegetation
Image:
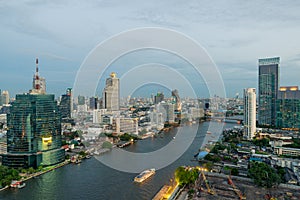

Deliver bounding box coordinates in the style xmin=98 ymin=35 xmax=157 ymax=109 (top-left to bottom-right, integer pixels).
xmin=0 ymin=160 xmax=71 ymax=192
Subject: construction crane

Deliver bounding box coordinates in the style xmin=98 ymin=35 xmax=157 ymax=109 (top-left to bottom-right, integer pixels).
xmin=228 ymin=175 xmax=246 ymax=200
xmin=200 ymin=170 xmax=215 ymax=195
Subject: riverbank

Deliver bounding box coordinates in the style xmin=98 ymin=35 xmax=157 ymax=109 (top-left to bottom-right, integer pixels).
xmin=0 ymin=160 xmax=71 ymax=192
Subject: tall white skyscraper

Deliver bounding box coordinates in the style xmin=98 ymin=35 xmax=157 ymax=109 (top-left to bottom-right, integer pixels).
xmin=244 ymin=88 xmax=256 ymax=140
xmin=102 ymin=72 xmax=120 ymax=111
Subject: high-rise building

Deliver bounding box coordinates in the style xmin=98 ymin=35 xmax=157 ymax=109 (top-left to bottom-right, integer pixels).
xmin=2 ymin=90 xmax=9 ymax=104
xmin=258 ymin=57 xmax=280 ymax=127
xmin=244 ymin=88 xmax=256 ymax=140
xmin=154 ymin=92 xmax=164 ymax=104
xmin=78 ymin=95 xmax=85 ymax=105
xmin=102 ymin=72 xmax=120 ymax=111
xmin=276 ymin=86 xmax=300 ymax=129
xmin=1 ymin=59 xmax=65 ymax=168
xmin=159 ymin=102 xmax=175 ymax=123
xmin=59 ymin=88 xmax=72 ymax=119
xmin=89 ymin=97 xmax=98 ymax=110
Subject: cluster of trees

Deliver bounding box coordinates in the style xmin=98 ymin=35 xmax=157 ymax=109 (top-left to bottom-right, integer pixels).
xmin=252 ymin=138 xmax=270 ymax=147
xmin=102 ymin=141 xmax=113 ymax=149
xmin=248 ymin=161 xmax=282 ymax=188
xmin=210 ymin=142 xmax=227 ymax=153
xmin=283 ymin=138 xmax=300 ymax=148
xmin=0 ymin=166 xmax=20 ymax=188
xmin=119 ymin=133 xmax=139 ymax=141
xmin=223 ymin=166 xmax=239 ymax=176
xmin=175 ymin=166 xmax=198 ymax=187
xmin=204 ymin=154 xmax=221 ymax=162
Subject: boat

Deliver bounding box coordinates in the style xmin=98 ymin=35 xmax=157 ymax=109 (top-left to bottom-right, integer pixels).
xmin=134 ymin=168 xmax=155 ymax=183
xmin=10 ymin=180 xmax=26 ymax=189
xmin=17 ymin=182 xmax=26 ymax=189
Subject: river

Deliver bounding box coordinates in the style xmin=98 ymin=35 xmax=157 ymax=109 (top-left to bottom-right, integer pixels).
xmin=0 ymin=122 xmax=239 ymax=200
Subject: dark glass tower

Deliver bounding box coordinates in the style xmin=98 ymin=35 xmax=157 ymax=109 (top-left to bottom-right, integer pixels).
xmin=258 ymin=57 xmax=280 ymax=127
xmin=59 ymin=88 xmax=72 ymax=119
xmin=2 ymin=59 xmax=65 ymax=168
xmin=276 ymin=86 xmax=300 ymax=129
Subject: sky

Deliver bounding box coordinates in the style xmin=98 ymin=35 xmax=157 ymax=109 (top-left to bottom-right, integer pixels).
xmin=1 ymin=0 xmax=300 ymax=98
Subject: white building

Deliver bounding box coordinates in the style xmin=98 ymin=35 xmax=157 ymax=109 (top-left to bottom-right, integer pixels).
xmin=150 ymin=112 xmax=164 ymax=129
xmin=102 ymin=72 xmax=120 ymax=111
xmin=244 ymin=88 xmax=256 ymax=140
xmin=2 ymin=90 xmax=9 ymax=105
xmin=114 ymin=117 xmax=138 ymax=135
xmin=159 ymin=102 xmax=175 ymax=123
xmin=93 ymin=109 xmax=107 ymax=124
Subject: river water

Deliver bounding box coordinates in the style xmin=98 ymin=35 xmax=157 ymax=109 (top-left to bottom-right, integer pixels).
xmin=0 ymin=122 xmax=238 ymax=200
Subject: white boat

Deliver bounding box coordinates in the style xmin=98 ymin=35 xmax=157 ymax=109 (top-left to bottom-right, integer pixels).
xmin=134 ymin=168 xmax=155 ymax=183
xmin=17 ymin=182 xmax=26 ymax=189
xmin=10 ymin=180 xmax=26 ymax=189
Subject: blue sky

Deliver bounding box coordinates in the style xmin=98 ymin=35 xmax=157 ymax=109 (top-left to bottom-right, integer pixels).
xmin=1 ymin=0 xmax=300 ymax=98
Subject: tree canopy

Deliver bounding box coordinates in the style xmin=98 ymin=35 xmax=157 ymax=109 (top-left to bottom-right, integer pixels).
xmin=248 ymin=162 xmax=281 ymax=188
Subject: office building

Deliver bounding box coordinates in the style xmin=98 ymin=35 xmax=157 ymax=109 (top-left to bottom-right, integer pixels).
xmin=154 ymin=92 xmax=164 ymax=104
xmin=2 ymin=90 xmax=9 ymax=105
xmin=244 ymin=88 xmax=256 ymax=140
xmin=276 ymin=86 xmax=300 ymax=129
xmin=114 ymin=117 xmax=138 ymax=135
xmin=102 ymin=72 xmax=120 ymax=111
xmin=59 ymin=88 xmax=72 ymax=119
xmin=93 ymin=109 xmax=107 ymax=124
xmin=89 ymin=97 xmax=98 ymax=110
xmin=258 ymin=57 xmax=280 ymax=127
xmin=159 ymin=102 xmax=175 ymax=123
xmin=1 ymin=59 xmax=65 ymax=168
xmin=78 ymin=95 xmax=85 ymax=105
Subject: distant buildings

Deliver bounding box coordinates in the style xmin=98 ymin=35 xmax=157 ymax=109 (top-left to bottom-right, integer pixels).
xmin=92 ymin=109 xmax=107 ymax=124
xmin=1 ymin=59 xmax=65 ymax=168
xmin=59 ymin=88 xmax=72 ymax=119
xmin=102 ymin=72 xmax=120 ymax=111
xmin=276 ymin=86 xmax=300 ymax=128
xmin=89 ymin=96 xmax=98 ymax=110
xmin=114 ymin=117 xmax=138 ymax=135
xmin=243 ymin=88 xmax=256 ymax=140
xmin=258 ymin=57 xmax=280 ymax=127
xmin=159 ymin=102 xmax=175 ymax=123
xmin=2 ymin=90 xmax=9 ymax=105
xmin=154 ymin=92 xmax=164 ymax=104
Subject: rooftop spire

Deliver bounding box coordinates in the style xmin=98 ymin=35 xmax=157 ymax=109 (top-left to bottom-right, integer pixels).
xmin=36 ymin=58 xmax=39 ymax=73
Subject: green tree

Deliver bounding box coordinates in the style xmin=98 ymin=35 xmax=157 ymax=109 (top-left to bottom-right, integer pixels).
xmin=28 ymin=167 xmax=35 ymax=174
xmin=203 ymin=162 xmax=213 ymax=171
xmin=102 ymin=141 xmax=113 ymax=149
xmin=175 ymin=167 xmax=199 ymax=187
xmin=248 ymin=162 xmax=281 ymax=188
xmin=231 ymin=168 xmax=239 ymax=176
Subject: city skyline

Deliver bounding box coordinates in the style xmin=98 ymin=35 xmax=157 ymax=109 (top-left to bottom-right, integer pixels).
xmin=1 ymin=1 xmax=300 ymax=98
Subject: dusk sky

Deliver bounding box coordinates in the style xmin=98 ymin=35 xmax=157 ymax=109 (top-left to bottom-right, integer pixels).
xmin=1 ymin=0 xmax=300 ymax=98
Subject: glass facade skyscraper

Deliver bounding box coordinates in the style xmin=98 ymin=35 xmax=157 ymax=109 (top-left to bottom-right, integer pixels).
xmin=2 ymin=59 xmax=65 ymax=168
xmin=258 ymin=57 xmax=280 ymax=127
xmin=59 ymin=88 xmax=72 ymax=119
xmin=276 ymin=86 xmax=300 ymax=129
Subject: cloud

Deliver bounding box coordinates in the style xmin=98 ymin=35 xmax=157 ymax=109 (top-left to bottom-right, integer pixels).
xmin=1 ymin=0 xmax=300 ymax=97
